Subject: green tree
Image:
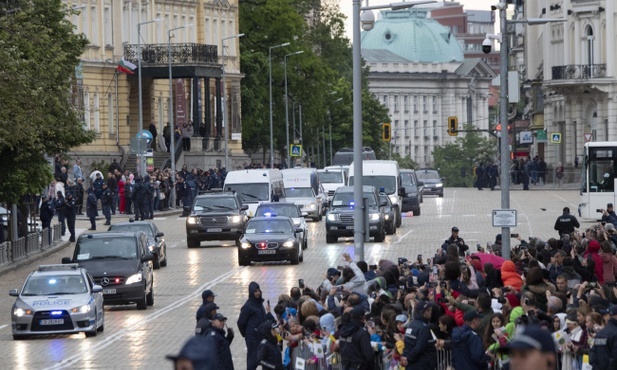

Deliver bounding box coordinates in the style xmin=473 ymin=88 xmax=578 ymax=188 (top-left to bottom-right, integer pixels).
xmin=432 ymin=124 xmax=496 ymax=187
xmin=0 ymin=0 xmax=93 ymax=204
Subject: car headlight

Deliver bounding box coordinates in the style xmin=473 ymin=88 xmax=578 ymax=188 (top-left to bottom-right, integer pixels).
xmin=282 ymin=241 xmax=295 ymax=248
xmin=327 ymin=214 xmax=337 ymax=221
xmin=409 ymin=192 xmax=418 ymax=197
xmin=369 ymin=213 xmax=381 ymax=221
xmin=230 ymin=215 xmax=242 ymax=223
xmin=71 ymin=304 xmax=91 ymax=314
xmin=187 ymin=216 xmax=199 ymax=225
xmin=148 ymin=244 xmax=155 ymax=252
xmin=125 ymin=273 xmax=143 ymax=285
xmin=307 ymin=203 xmax=316 ymax=209
xmin=436 ymin=183 xmax=443 ymax=187
xmin=13 ymin=307 xmax=32 ymax=317
xmin=241 ymin=242 xmax=252 ymax=249
xmin=384 ymin=214 xmax=390 ymax=220
xmin=389 ymin=195 xmax=398 ymax=205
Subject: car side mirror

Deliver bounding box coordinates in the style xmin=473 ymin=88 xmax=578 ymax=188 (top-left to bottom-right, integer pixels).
xmin=399 ymin=187 xmax=405 ymax=196
xmin=92 ymin=285 xmax=103 ymax=293
xmin=156 ymin=232 xmax=164 ymax=238
xmin=142 ymin=254 xmax=154 ymax=262
xmin=301 ymin=211 xmax=309 ymax=217
xmin=295 ymin=228 xmax=303 ymax=233
xmin=61 ymin=257 xmax=72 ymax=264
xmin=9 ymin=289 xmax=19 ymax=297
xmin=240 ymin=204 xmax=249 ymax=211
xmin=418 ymin=181 xmax=424 ymax=186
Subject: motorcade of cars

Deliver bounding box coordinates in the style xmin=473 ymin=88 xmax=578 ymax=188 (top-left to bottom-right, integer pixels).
xmin=317 ymin=167 xmax=347 ymax=204
xmin=185 ymin=190 xmax=248 ymax=248
xmin=416 ymin=168 xmax=444 ymax=197
xmin=9 ymin=263 xmax=104 ymax=340
xmin=349 ymin=160 xmax=403 ymax=227
xmin=400 ymin=169 xmax=423 ymax=215
xmin=108 ymin=220 xmax=168 ymax=269
xmin=379 ymin=193 xmax=396 ymax=235
xmin=325 ymin=185 xmax=387 ymax=243
xmin=237 ymin=216 xmax=304 ymax=266
xmin=223 ymin=169 xmax=285 ymax=217
xmin=254 ymin=202 xmax=308 ymax=250
xmin=332 ymin=147 xmax=376 ymax=166
xmin=61 ymin=232 xmax=154 ymax=310
xmin=281 ymin=168 xmax=326 ymax=221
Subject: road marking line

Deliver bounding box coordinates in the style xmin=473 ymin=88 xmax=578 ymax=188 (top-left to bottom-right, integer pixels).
xmin=169 ymin=244 xmax=178 ymax=249
xmin=0 ymin=324 xmax=8 ymax=330
xmin=153 ymin=217 xmax=167 ymax=221
xmin=44 ymin=267 xmax=246 ymax=370
xmin=394 ymin=229 xmax=413 ymax=244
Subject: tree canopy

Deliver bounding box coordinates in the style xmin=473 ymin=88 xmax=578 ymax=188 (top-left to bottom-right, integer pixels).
xmin=0 ymin=0 xmax=93 ymax=204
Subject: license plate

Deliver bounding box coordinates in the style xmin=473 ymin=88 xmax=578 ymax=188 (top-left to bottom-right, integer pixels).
xmin=345 ymin=226 xmax=354 ymax=230
xmin=103 ymin=289 xmax=116 ymax=295
xmin=207 ymin=228 xmax=222 ymax=232
xmin=258 ymin=250 xmax=276 ymax=255
xmin=40 ymin=319 xmax=64 ymax=325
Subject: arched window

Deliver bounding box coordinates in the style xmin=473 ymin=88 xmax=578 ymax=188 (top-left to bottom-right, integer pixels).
xmin=586 ymin=25 xmax=594 ymax=65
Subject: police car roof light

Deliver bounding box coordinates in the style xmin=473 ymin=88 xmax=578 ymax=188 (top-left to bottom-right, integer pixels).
xmin=38 ymin=263 xmax=80 ymax=272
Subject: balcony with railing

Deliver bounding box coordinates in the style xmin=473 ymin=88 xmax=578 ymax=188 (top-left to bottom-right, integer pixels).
xmin=551 ymin=64 xmax=606 ymax=80
xmin=124 ymin=43 xmax=218 ymax=65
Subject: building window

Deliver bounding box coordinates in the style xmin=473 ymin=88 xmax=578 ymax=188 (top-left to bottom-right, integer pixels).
xmin=586 ymin=25 xmax=594 ymax=65
xmin=108 ymin=94 xmax=114 ymax=134
xmin=413 ymin=96 xmax=418 ymax=113
xmin=423 ymin=120 xmax=428 ymax=136
xmin=93 ymin=93 xmax=100 ymax=133
xmin=83 ymin=91 xmax=90 ymax=130
xmin=383 ymin=95 xmax=388 ymax=106
xmin=414 ymin=120 xmax=419 ymax=137
xmin=394 ymin=120 xmax=399 ymax=139
xmin=404 ymin=120 xmax=409 ymax=137
xmin=423 ymin=96 xmax=427 ymax=113
xmin=433 ymin=120 xmax=438 ymax=137
xmin=403 ymin=96 xmax=409 ymax=112
xmin=393 ymin=96 xmax=398 ymax=112
xmin=433 ymin=96 xmax=437 ymax=113
xmin=104 ymin=6 xmax=113 ymax=47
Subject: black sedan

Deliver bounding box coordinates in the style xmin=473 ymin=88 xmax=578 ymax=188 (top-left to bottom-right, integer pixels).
xmin=237 ymin=216 xmax=304 ymax=266
xmin=108 ymin=221 xmax=167 ymax=269
xmin=379 ymin=193 xmax=396 ymax=235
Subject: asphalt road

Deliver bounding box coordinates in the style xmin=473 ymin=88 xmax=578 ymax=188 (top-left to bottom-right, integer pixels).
xmin=0 ymin=187 xmax=585 ymax=369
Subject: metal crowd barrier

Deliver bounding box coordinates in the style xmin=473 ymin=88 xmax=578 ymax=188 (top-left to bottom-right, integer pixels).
xmin=52 ymin=224 xmax=61 ymax=242
xmin=41 ymin=228 xmax=51 ymax=250
xmin=0 ymin=241 xmax=10 ymax=266
xmin=0 ymin=223 xmax=63 ymax=269
xmin=290 ymin=341 xmax=344 ymax=370
xmin=26 ymin=232 xmax=40 ymax=255
xmin=11 ymin=237 xmax=27 ymax=261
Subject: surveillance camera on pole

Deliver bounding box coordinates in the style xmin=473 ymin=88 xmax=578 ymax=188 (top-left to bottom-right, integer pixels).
xmin=361 ymin=10 xmax=375 ymax=31
xmin=482 ymin=34 xmax=502 ymax=54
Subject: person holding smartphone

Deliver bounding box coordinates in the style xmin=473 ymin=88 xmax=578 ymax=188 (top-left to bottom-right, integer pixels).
xmin=237 ymin=281 xmax=274 ymax=370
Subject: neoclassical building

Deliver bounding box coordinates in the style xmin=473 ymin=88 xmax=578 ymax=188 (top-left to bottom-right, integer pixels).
xmin=523 ymin=0 xmax=617 ymax=167
xmin=361 ymin=9 xmax=495 ymax=167
xmin=64 ymin=0 xmax=246 ymax=170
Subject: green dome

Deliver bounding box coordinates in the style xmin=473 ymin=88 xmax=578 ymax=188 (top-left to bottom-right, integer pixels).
xmin=361 ymin=9 xmax=464 ymax=63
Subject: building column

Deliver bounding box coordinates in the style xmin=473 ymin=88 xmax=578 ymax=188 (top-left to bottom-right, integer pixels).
xmin=608 ymin=95 xmax=617 ymax=141
xmin=204 ymin=77 xmax=211 ymax=138
xmin=215 ymin=77 xmax=222 ymax=139
xmin=192 ymin=77 xmax=202 ymax=137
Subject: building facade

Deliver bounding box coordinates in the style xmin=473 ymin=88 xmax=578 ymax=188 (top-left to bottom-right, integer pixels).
xmin=361 ymin=9 xmax=495 ymax=167
xmin=64 ymin=0 xmax=244 ymax=170
xmin=523 ymin=0 xmax=616 ymax=169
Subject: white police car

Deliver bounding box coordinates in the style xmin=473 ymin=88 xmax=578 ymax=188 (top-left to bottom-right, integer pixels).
xmin=9 ymin=264 xmax=104 ymax=340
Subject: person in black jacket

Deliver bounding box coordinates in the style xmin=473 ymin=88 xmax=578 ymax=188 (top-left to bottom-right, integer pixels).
xmin=452 ymin=310 xmax=490 ymax=370
xmin=554 ymin=207 xmax=580 ymax=237
xmin=100 ymin=183 xmax=112 ymax=226
xmin=75 ymin=178 xmax=84 ymax=215
xmin=54 ymin=191 xmax=66 ymax=236
xmin=590 ymin=306 xmax=617 ymax=370
xmin=132 ymin=177 xmax=147 ymax=221
xmin=338 ymin=306 xmax=374 ymax=369
xmin=144 ymin=176 xmax=154 ymax=219
xmin=65 ymin=193 xmax=77 ymax=242
xmin=40 ymin=196 xmax=54 ymax=241
xmin=107 ymin=172 xmax=118 ymax=215
xmin=196 ymin=290 xmax=217 ymax=322
xmin=195 ymin=302 xmax=219 ymax=336
xmin=86 ymin=187 xmax=98 ymax=230
xmin=237 ymin=281 xmax=270 ymax=370
xmin=256 ymin=320 xmax=283 ymax=370
xmin=401 ymin=300 xmax=436 ymax=369
xmin=205 ymin=313 xmax=235 ymax=370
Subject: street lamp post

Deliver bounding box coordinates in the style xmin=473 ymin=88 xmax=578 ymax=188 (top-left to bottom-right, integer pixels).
xmin=222 ymin=33 xmax=245 ymax=170
xmin=284 ymin=50 xmax=304 ymax=167
xmin=269 ymin=42 xmax=290 ymax=168
xmin=168 ymin=23 xmax=192 ymax=209
xmin=352 ymin=0 xmax=435 ymax=261
xmin=138 ymin=18 xmax=162 ymax=176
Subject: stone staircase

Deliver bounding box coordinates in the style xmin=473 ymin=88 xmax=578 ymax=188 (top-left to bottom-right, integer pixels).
xmin=124 ymin=151 xmax=173 ymax=173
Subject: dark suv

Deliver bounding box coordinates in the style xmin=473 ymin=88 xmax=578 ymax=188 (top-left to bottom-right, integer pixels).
xmin=185 ymin=191 xmax=248 ymax=248
xmin=62 ymin=232 xmax=154 ymax=310
xmin=400 ymin=169 xmax=422 ymax=215
xmin=325 ymin=186 xmax=386 ymax=243
xmin=416 ymin=168 xmax=444 ymax=197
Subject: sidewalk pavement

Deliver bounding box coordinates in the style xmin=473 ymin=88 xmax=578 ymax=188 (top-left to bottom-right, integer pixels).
xmin=0 ymin=207 xmax=183 ymax=277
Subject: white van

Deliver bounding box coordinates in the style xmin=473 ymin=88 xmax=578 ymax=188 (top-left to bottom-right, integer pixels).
xmin=317 ymin=168 xmax=347 ymax=203
xmin=223 ymin=169 xmax=285 ymax=217
xmin=281 ymin=168 xmax=326 ymax=221
xmin=348 ymin=160 xmax=403 ymax=227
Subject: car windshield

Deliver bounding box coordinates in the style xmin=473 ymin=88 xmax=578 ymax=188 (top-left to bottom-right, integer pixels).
xmin=318 ymin=171 xmax=344 ymax=183
xmin=108 ymin=224 xmax=153 ymax=238
xmin=285 ymin=187 xmax=314 ymax=198
xmin=193 ymin=197 xmax=238 ymax=211
xmin=400 ymin=172 xmax=416 ymax=186
xmin=245 ymin=219 xmax=293 ymax=234
xmin=76 ymin=237 xmax=138 ymax=261
xmin=22 ymin=275 xmax=88 ymax=296
xmin=225 ymin=184 xmax=269 ymax=203
xmin=416 ymin=171 xmax=440 ymax=180
xmin=255 ymin=205 xmax=300 ymax=218
xmin=349 ymin=176 xmax=396 ymax=194
xmin=330 ymin=192 xmax=377 ymax=207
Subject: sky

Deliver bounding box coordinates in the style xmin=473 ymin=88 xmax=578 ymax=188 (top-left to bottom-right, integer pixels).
xmin=340 ymin=0 xmax=500 ymax=41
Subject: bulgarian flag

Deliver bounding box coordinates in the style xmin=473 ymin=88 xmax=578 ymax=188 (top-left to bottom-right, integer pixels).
xmin=117 ymin=57 xmax=136 ymax=74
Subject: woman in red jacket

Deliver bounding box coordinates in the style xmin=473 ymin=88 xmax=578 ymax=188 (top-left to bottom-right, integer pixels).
xmin=584 ymin=239 xmax=605 ymax=284
xmin=118 ymin=176 xmax=126 ymax=213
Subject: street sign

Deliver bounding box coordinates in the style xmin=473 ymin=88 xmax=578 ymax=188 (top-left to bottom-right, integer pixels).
xmin=550 ymin=133 xmax=562 ymax=144
xmin=290 ymin=144 xmax=302 ymax=157
xmin=492 ymin=209 xmax=517 ymax=227
xmin=536 ymin=130 xmax=547 ymax=141
xmin=584 ymin=133 xmax=593 ymax=142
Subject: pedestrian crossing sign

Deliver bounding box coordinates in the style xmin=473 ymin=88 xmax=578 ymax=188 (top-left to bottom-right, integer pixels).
xmin=290 ymin=144 xmax=302 ymax=157
xmin=550 ymin=133 xmax=562 ymax=144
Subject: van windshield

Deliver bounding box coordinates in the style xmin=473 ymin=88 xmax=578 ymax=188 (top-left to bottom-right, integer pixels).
xmin=318 ymin=171 xmax=344 ymax=183
xmin=225 ymin=184 xmax=269 ymax=203
xmin=76 ymin=237 xmax=138 ymax=261
xmin=285 ymin=188 xmax=315 ymax=198
xmin=349 ymin=176 xmax=396 ymax=194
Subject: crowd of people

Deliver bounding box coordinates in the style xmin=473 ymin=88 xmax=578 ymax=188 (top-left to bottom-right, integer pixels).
xmin=169 ymin=220 xmax=617 ymax=370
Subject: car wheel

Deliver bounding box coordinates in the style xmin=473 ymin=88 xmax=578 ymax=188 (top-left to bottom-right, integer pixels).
xmin=238 ymin=253 xmax=250 ymax=266
xmin=374 ymin=229 xmax=385 ymax=242
xmin=386 ymin=222 xmax=395 ymax=235
xmin=136 ymin=287 xmax=148 ymax=310
xmin=160 ymin=254 xmax=168 ymax=267
xmin=290 ymin=250 xmax=300 ymax=265
xmin=439 ymin=192 xmax=444 ymax=198
xmin=97 ymin=314 xmax=105 ymax=332
xmin=235 ymin=238 xmax=242 ymax=248
xmin=86 ymin=312 xmax=98 ymax=337
xmin=326 ymin=234 xmax=337 ymax=244
xmin=414 ymin=207 xmax=421 ymax=216
xmin=302 ymin=237 xmax=308 ymax=250
xmin=299 ymin=248 xmax=304 ymax=263
xmin=146 ymin=284 xmax=154 ymax=306
xmin=187 ymin=238 xmax=200 ymax=248
xmin=318 ymin=212 xmax=323 ymax=221
xmin=395 ymin=210 xmax=402 ymax=228
xmin=153 ymin=254 xmax=161 ymax=269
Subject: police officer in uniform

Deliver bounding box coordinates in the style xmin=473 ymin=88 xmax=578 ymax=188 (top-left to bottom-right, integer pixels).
xmin=65 ymin=193 xmax=77 ymax=242
xmin=338 ymin=306 xmax=374 ymax=369
xmin=100 ymin=183 xmax=113 ymax=226
xmin=400 ymin=300 xmax=436 ymax=368
xmin=86 ymin=187 xmax=98 ymax=230
xmin=132 ymin=176 xmax=147 ymax=221
xmin=144 ymin=176 xmax=154 ymax=219
xmin=590 ymin=305 xmax=617 ymax=370
xmin=553 ymin=207 xmax=580 ymax=237
xmin=54 ymin=191 xmax=67 ymax=236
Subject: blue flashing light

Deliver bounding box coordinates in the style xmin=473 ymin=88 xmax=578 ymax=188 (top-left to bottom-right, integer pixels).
xmin=264 ymin=212 xmax=277 ymax=217
xmin=380 ymin=187 xmax=385 ymax=192
xmin=51 ymin=311 xmax=62 ymax=316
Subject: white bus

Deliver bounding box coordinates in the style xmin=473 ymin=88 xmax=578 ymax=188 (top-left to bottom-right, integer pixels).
xmin=579 ymin=141 xmax=617 ymax=220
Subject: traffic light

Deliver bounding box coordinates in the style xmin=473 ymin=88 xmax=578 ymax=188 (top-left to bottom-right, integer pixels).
xmin=447 ymin=116 xmax=458 ymax=136
xmin=382 ymin=123 xmax=391 ymax=142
